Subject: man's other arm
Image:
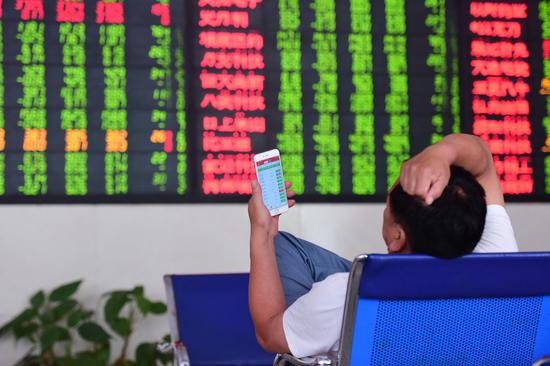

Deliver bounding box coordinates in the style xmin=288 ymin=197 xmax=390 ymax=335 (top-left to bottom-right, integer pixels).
xmin=248 ymin=181 xmax=295 ymax=353
xmin=399 ymin=133 xmax=503 ymax=206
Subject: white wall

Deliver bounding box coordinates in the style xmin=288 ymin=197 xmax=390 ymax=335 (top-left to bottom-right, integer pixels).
xmin=0 ymin=203 xmax=549 ymax=364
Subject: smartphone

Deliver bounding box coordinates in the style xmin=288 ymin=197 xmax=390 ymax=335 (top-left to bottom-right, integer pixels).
xmin=253 ymin=149 xmax=289 ymax=216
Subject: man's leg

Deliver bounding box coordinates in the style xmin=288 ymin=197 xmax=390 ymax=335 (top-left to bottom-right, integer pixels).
xmin=275 ymin=231 xmax=351 ymax=306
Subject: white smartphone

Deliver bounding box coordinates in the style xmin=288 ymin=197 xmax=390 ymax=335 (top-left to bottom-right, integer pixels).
xmin=253 ymin=149 xmax=289 ymax=216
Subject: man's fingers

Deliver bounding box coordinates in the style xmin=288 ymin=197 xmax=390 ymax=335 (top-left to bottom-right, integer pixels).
xmin=285 ymin=181 xmax=292 ymax=189
xmin=426 ymin=177 xmax=447 ymax=205
xmin=414 ymin=172 xmax=432 ymax=199
xmin=286 ymin=190 xmax=296 ymax=199
xmin=251 ymin=180 xmax=262 ymax=195
xmin=288 ymin=199 xmax=296 ymax=208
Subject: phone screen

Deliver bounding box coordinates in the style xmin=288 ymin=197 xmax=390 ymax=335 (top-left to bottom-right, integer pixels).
xmin=256 ymin=155 xmax=287 ymax=212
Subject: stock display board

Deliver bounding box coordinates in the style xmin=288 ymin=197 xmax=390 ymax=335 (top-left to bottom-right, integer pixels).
xmin=0 ymin=0 xmax=548 ymax=203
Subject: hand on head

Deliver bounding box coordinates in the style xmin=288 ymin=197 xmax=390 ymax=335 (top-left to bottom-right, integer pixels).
xmin=248 ymin=180 xmax=296 ymax=236
xmin=398 ymin=147 xmax=451 ymax=205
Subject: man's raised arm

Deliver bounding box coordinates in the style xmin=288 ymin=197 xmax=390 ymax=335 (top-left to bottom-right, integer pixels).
xmin=399 ymin=133 xmax=503 ymax=206
xmin=247 ymin=181 xmax=295 ymax=353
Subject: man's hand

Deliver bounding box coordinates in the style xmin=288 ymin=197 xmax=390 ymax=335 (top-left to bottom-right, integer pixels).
xmin=248 ymin=180 xmax=296 ymax=237
xmin=399 ymin=143 xmax=454 ymax=205
xmin=398 ymin=134 xmax=503 ymax=206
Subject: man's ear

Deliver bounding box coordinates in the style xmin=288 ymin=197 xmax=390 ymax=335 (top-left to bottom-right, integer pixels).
xmin=387 ymin=226 xmax=409 ymax=254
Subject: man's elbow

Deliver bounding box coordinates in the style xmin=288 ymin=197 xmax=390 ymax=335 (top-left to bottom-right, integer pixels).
xmin=255 ymin=332 xmax=286 ymax=353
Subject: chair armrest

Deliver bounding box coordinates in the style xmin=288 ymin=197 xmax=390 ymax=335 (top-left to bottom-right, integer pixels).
xmin=533 ymin=355 xmax=550 ymax=366
xmin=273 ymin=352 xmax=338 ymax=366
xmin=172 ymin=340 xmax=190 ymax=366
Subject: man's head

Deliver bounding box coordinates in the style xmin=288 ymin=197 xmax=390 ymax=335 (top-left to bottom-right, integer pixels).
xmin=382 ymin=166 xmax=487 ymax=258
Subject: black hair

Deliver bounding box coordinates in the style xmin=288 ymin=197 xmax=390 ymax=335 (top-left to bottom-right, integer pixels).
xmin=389 ymin=166 xmax=487 ymax=258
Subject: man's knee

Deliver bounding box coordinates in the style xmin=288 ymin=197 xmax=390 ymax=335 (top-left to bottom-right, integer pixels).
xmin=275 ymin=231 xmax=304 ymax=260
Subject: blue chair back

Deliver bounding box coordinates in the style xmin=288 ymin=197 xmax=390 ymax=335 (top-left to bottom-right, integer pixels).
xmin=164 ymin=273 xmax=274 ymax=366
xmin=339 ymin=253 xmax=550 ymax=366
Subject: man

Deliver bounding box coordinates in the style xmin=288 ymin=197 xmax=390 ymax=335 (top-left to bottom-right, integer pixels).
xmin=247 ymin=134 xmax=517 ymax=357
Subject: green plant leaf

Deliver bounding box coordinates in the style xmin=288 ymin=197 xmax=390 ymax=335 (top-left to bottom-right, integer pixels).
xmin=134 ymin=294 xmax=150 ymax=316
xmin=39 ymin=309 xmax=56 ymax=325
xmin=132 ymin=286 xmax=144 ymax=296
xmin=104 ymin=292 xmax=130 ymax=336
xmin=52 ymin=300 xmax=78 ymax=322
xmin=67 ymin=308 xmax=94 ymax=328
xmin=49 ymin=280 xmax=82 ymax=302
xmin=74 ymin=346 xmax=110 ymax=366
xmin=104 ymin=292 xmax=128 ymax=321
xmin=78 ymin=322 xmax=111 ymax=344
xmin=13 ymin=321 xmax=39 ymax=340
xmin=149 ymin=302 xmax=167 ymax=315
xmin=14 ymin=355 xmax=42 ymax=366
xmin=135 ymin=342 xmax=156 ymax=366
xmin=110 ymin=318 xmax=130 ymax=337
xmin=40 ymin=325 xmax=70 ymax=352
xmin=30 ymin=291 xmax=45 ymax=309
xmin=0 ymin=308 xmax=37 ymax=337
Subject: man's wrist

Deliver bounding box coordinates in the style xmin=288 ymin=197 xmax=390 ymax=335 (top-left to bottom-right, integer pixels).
xmin=251 ymin=226 xmax=277 ymax=242
xmin=433 ymin=137 xmax=458 ymax=166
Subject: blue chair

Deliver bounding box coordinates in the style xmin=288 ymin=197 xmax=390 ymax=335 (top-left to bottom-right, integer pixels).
xmin=275 ymin=253 xmax=550 ymax=366
xmin=164 ymin=273 xmax=274 ymax=366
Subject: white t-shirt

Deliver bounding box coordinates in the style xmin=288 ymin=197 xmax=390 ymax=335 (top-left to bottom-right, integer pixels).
xmin=282 ymin=205 xmax=518 ymax=358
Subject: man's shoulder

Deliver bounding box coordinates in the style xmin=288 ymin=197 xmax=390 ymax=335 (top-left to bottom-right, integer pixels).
xmin=474 ymin=204 xmax=518 ymax=253
xmin=312 ymin=272 xmax=349 ymax=290
xmin=289 ymin=272 xmax=349 ymax=308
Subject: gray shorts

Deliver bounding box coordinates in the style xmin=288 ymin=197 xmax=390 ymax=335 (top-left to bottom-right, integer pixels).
xmin=275 ymin=231 xmax=351 ymax=307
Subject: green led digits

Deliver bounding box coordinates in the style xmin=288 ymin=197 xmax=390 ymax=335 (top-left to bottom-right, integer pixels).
xmin=149 ymin=2 xmax=173 ymax=192
xmin=175 ymin=30 xmax=187 ymax=195
xmin=383 ymin=0 xmax=409 ymax=189
xmin=59 ymin=19 xmax=88 ymax=196
xmin=541 ymin=0 xmax=550 ymax=193
xmin=100 ymin=10 xmax=128 ymax=195
xmin=425 ymin=0 xmax=449 ymax=143
xmin=0 ymin=21 xmax=4 ymax=195
xmin=349 ymin=0 xmax=375 ymax=195
xmin=17 ymin=20 xmax=47 ymax=195
xmin=276 ymin=0 xmax=304 ymax=194
xmin=311 ymin=0 xmax=340 ymax=195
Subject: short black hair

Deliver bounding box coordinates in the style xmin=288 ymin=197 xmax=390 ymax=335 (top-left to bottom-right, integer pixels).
xmin=389 ymin=166 xmax=486 ymax=258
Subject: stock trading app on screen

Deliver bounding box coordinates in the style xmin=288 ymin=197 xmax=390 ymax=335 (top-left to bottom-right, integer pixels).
xmin=256 ymin=156 xmax=287 ymax=211
xmin=0 ymin=0 xmax=548 ymax=202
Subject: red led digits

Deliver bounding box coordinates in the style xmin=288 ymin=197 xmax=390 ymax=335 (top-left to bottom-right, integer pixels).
xmin=469 ymin=1 xmax=534 ymax=194
xmin=198 ymin=0 xmax=265 ymax=196
xmin=199 ymin=10 xmax=249 ymax=28
xmin=96 ymin=1 xmax=124 ymax=24
xmin=199 ymin=31 xmax=263 ymax=50
xmin=151 ymin=3 xmax=170 ymax=26
xmin=56 ymin=1 xmax=85 ymax=23
xmin=200 ymin=51 xmax=264 ymax=69
xmin=470 ymin=2 xmax=527 ymax=19
xmin=202 ymin=114 xmax=266 ymax=133
xmin=16 ymin=0 xmax=44 ymax=21
xmin=472 ymin=77 xmax=530 ymax=98
xmin=198 ymin=0 xmax=262 ymax=10
xmin=470 ymin=40 xmax=529 ymax=58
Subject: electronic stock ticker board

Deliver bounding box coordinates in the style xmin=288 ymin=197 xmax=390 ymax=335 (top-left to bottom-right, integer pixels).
xmin=0 ymin=0 xmax=548 ymax=202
